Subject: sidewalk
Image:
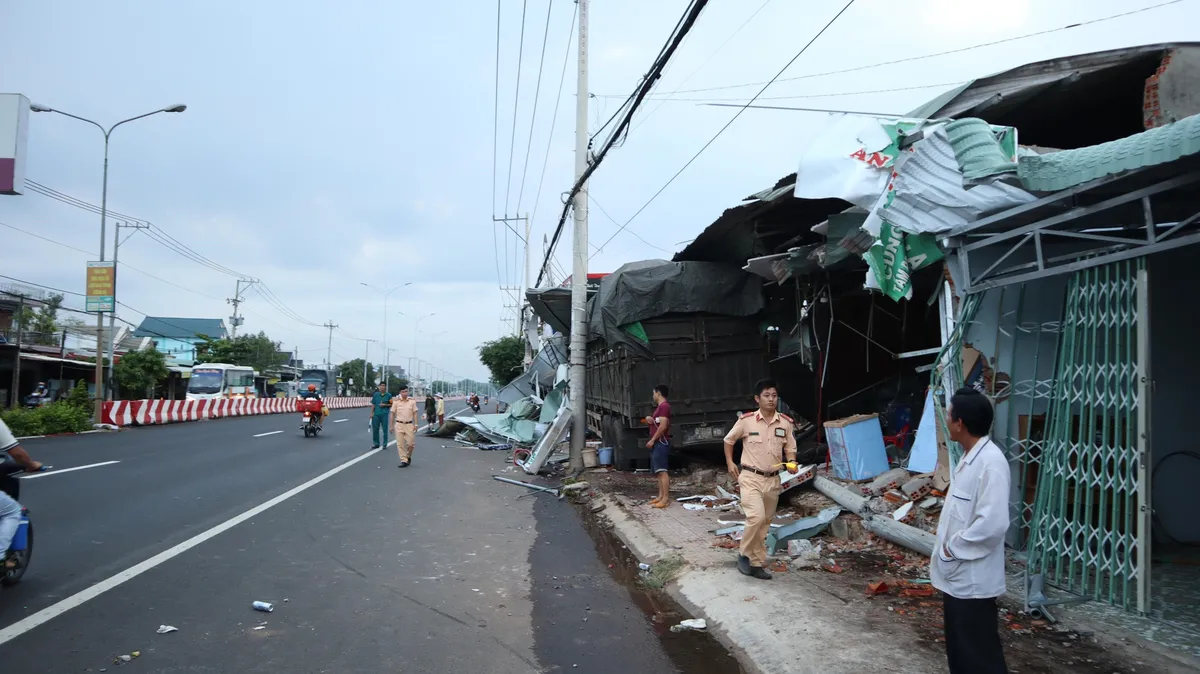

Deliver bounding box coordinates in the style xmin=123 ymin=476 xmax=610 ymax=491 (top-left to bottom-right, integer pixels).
xmin=582 ymin=469 xmax=1195 ymax=674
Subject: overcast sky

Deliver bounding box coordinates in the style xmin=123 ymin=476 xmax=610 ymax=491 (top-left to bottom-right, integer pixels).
xmin=1 ymin=0 xmax=1194 ymax=381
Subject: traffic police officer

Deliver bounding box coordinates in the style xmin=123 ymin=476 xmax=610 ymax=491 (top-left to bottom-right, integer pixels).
xmin=723 ymin=378 xmax=798 ymax=580
xmin=389 ymin=384 xmax=420 ymax=467
xmin=370 ymin=382 xmax=393 ymax=449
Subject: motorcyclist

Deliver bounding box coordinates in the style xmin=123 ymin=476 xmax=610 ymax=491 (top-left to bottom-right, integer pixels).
xmin=0 ymin=417 xmax=43 ymax=568
xmin=300 ymin=383 xmax=325 ymax=428
xmin=470 ymin=393 xmax=480 ymax=412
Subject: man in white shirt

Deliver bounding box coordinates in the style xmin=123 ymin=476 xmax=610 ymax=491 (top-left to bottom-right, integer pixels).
xmin=930 ymin=387 xmax=1009 ymax=674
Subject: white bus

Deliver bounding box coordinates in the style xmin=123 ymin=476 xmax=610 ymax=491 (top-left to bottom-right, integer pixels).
xmin=186 ymin=363 xmax=258 ymax=400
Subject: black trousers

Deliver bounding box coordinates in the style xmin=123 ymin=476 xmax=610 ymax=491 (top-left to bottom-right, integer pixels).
xmin=943 ymin=594 xmax=1007 ymax=674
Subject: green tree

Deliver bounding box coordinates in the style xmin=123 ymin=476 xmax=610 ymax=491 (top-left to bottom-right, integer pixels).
xmin=338 ymin=359 xmax=376 ymax=394
xmin=195 ymin=331 xmax=288 ymax=372
xmin=383 ymin=372 xmax=409 ymax=396
xmin=15 ymin=294 xmax=64 ymax=346
xmin=114 ymin=348 xmax=169 ymax=399
xmin=478 ymin=335 xmax=525 ymax=386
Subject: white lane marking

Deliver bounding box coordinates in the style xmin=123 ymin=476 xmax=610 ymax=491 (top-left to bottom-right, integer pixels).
xmin=0 ymin=446 xmax=385 ymax=646
xmin=253 ymin=430 xmax=284 ymax=438
xmin=333 ymin=419 xmax=347 ymax=423
xmin=19 ymin=461 xmax=120 ymax=480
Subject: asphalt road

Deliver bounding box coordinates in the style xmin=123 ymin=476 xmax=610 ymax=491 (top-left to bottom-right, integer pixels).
xmin=0 ymin=399 xmax=697 ymax=672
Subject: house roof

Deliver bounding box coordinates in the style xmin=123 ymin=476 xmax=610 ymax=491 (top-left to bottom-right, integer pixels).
xmin=132 ymin=317 xmax=226 ymax=340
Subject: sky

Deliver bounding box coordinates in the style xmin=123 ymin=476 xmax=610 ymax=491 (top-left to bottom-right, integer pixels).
xmin=1 ymin=0 xmax=1196 ymax=382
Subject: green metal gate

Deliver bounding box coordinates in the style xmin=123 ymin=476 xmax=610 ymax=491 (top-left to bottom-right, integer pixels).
xmin=1025 ymin=258 xmax=1151 ymax=614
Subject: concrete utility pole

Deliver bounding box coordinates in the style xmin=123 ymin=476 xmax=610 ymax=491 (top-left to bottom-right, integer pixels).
xmin=228 ymin=278 xmax=255 ymax=338
xmin=105 ymin=220 xmax=150 ymax=399
xmin=323 ymin=320 xmax=338 ymax=368
xmin=568 ymin=0 xmax=590 ymax=471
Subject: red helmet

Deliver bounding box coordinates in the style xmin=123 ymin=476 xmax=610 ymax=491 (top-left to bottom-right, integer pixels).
xmin=308 ymin=384 xmax=317 ymax=392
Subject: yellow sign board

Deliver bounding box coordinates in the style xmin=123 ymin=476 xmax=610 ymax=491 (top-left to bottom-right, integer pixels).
xmin=86 ymin=261 xmax=115 ymax=312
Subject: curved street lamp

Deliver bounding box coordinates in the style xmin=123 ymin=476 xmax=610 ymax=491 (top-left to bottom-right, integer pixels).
xmin=30 ymin=103 xmax=186 ymax=419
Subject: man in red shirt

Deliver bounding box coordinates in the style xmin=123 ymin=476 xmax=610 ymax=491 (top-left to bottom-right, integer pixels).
xmin=645 ymin=384 xmax=672 ymax=508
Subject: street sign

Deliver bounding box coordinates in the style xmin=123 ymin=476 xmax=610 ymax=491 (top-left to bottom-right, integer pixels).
xmin=86 ymin=261 xmax=115 ymax=312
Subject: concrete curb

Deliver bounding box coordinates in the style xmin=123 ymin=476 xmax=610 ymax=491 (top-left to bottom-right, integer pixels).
xmin=17 ymin=428 xmax=118 ymax=441
xmin=591 ymin=494 xmax=767 ymax=674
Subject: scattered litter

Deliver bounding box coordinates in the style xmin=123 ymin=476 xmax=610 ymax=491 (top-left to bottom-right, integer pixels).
xmin=253 ymin=625 xmax=266 ymax=631
xmin=476 ymin=443 xmax=513 ymax=451
xmin=917 ymin=496 xmax=942 ymax=512
xmin=132 ymin=652 xmax=140 ymax=658
xmin=769 ymin=560 xmax=788 ymax=573
xmin=866 ymin=581 xmax=890 ymax=596
xmin=743 ymin=596 xmax=758 ymax=602
xmin=712 ymin=538 xmax=740 ymax=549
xmin=156 ymin=625 xmax=178 ymax=634
xmin=638 ymin=563 xmax=651 ymax=571
xmin=252 ymin=601 xmax=274 ymax=613
xmin=492 ymin=475 xmax=561 ymax=498
xmin=768 ymin=506 xmax=840 ymax=554
xmin=669 ymin=618 xmax=707 ymax=632
xmin=681 ymin=496 xmax=739 ymax=511
xmin=118 ymin=655 xmax=132 ymax=663
xmin=820 ymin=559 xmax=844 ymax=574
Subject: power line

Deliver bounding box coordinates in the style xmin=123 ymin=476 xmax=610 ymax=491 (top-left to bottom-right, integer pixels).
xmin=592 ymin=0 xmax=858 ymax=257
xmin=492 ymin=0 xmax=503 ymax=218
xmin=595 ymin=80 xmax=965 ymax=103
xmin=630 ymin=0 xmax=774 ymax=134
xmin=528 ymin=1 xmax=577 ymax=240
xmin=515 ymin=0 xmax=555 ymax=215
xmin=589 ymin=194 xmax=666 ymax=253
xmin=536 ymin=0 xmax=712 ymax=286
xmin=660 ymin=0 xmax=1187 ymax=96
xmin=503 ymin=0 xmax=531 ymax=218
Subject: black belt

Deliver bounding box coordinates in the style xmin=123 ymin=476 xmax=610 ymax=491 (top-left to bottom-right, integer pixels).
xmin=740 ymin=464 xmax=780 ymax=477
xmin=396 ymin=420 xmax=414 ymax=424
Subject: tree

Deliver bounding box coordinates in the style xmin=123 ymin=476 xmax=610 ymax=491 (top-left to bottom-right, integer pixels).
xmin=114 ymin=348 xmax=169 ymax=399
xmin=383 ymin=372 xmax=409 ymax=396
xmin=16 ymin=294 xmax=64 ymax=346
xmin=195 ymin=331 xmax=288 ymax=372
xmin=478 ymin=335 xmax=524 ymax=386
xmin=338 ymin=359 xmax=376 ymax=394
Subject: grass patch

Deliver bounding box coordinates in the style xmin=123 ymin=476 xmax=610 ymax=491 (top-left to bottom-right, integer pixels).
xmin=640 ymin=554 xmax=686 ymax=590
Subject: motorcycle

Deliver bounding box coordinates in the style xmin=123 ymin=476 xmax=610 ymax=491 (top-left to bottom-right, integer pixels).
xmin=1 ymin=461 xmax=44 ymax=586
xmin=297 ymin=398 xmax=324 ymax=438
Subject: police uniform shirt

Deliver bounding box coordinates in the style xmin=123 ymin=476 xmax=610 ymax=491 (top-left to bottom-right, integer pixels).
xmin=723 ymin=410 xmax=797 ymax=472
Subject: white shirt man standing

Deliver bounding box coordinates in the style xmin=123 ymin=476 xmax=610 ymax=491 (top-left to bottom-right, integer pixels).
xmin=931 ymin=387 xmax=1010 ymax=673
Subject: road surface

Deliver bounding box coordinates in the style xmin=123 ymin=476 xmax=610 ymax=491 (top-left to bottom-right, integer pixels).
xmin=0 ymin=399 xmax=700 ymax=672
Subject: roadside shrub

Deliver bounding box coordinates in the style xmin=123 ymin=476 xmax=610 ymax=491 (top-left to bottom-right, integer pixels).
xmin=65 ymin=380 xmax=92 ymax=413
xmin=0 ymin=400 xmax=92 ymax=436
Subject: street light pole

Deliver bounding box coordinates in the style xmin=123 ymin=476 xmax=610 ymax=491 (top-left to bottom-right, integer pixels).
xmin=30 ymin=102 xmax=187 ymax=421
xmin=361 ymin=282 xmax=411 ymax=392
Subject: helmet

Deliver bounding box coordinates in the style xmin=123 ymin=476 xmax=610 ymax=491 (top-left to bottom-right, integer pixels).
xmin=308 ymin=384 xmax=317 ymax=392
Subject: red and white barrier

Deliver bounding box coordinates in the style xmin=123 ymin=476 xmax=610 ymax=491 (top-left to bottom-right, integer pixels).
xmin=101 ymin=397 xmax=371 ymax=428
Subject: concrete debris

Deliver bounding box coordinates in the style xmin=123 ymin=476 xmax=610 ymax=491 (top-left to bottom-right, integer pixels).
xmin=768 ymin=506 xmax=841 ymax=554
xmin=882 ymin=489 xmax=908 ymax=504
xmin=918 ymin=496 xmax=942 ymax=512
xmin=900 ymin=475 xmax=933 ymax=501
xmin=561 ymin=482 xmax=590 ymax=493
xmin=156 ymin=625 xmax=178 ymax=634
xmin=820 ymin=559 xmax=844 ymax=574
xmin=670 ymin=618 xmax=707 ymax=632
xmin=865 ymin=467 xmax=912 ymax=496
xmin=787 ymin=539 xmax=822 ymax=560
xmin=892 ymin=501 xmax=915 ymax=522
xmin=866 ymin=581 xmax=890 ymax=596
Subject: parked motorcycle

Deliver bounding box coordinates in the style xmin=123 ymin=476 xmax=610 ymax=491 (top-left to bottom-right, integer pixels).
xmin=297 ymin=398 xmax=324 ymax=438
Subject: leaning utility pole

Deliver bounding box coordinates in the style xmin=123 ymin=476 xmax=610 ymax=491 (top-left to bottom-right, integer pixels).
xmin=568 ymin=0 xmax=589 ymax=471
xmin=228 ymin=278 xmax=255 ymax=338
xmin=323 ymin=320 xmax=338 ymax=368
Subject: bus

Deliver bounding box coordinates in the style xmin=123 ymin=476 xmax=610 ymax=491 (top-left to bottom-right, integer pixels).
xmin=186 ymin=363 xmax=258 ymax=400
xmin=298 ymin=368 xmax=340 ymax=397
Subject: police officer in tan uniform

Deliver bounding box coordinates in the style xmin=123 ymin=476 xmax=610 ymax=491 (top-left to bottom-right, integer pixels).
xmin=723 ymin=379 xmax=798 ymax=580
xmin=389 ymin=385 xmax=421 ymax=467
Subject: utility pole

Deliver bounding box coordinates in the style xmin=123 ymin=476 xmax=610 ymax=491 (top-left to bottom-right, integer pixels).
xmin=323 ymin=320 xmax=338 ymax=368
xmin=568 ymin=0 xmax=590 ymax=471
xmin=8 ymin=296 xmax=25 ymax=408
xmin=228 ymin=278 xmax=255 ymax=338
xmin=105 ymin=220 xmax=150 ymax=399
xmin=523 ymin=214 xmax=534 ymax=367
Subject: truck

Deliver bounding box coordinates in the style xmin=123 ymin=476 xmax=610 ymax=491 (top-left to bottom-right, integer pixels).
xmin=580 ymin=261 xmax=771 ymax=470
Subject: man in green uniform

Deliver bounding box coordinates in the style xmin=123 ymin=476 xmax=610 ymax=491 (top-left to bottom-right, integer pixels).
xmin=370 ymin=381 xmax=393 ymax=449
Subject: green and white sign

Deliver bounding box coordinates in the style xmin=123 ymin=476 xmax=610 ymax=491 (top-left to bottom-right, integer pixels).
xmin=864 ymin=221 xmax=944 ymax=301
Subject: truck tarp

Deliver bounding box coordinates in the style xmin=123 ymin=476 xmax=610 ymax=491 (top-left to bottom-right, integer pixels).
xmin=587 ymin=260 xmax=765 ymax=358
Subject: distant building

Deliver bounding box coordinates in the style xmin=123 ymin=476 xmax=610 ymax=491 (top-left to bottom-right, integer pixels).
xmin=133 ymin=317 xmax=227 ymax=366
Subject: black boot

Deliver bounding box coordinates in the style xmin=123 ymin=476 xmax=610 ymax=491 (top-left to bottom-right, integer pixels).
xmin=737 ymin=555 xmax=752 ymax=576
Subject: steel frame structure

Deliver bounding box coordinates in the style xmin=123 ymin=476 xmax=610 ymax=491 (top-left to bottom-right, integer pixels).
xmin=945 ymin=169 xmax=1200 ymax=294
